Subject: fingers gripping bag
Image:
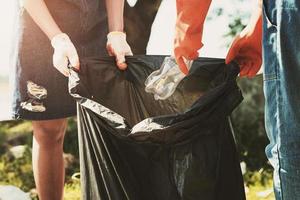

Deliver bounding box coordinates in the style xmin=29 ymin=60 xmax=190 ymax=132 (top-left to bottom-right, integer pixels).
xmin=69 ymin=55 xmax=246 ymax=200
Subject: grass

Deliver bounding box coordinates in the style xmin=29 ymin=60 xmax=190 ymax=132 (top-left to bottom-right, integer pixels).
xmin=6 ymin=121 xmax=33 ymax=135
xmin=246 ymin=180 xmax=275 ymax=200
xmin=64 ymin=181 xmax=81 ymax=200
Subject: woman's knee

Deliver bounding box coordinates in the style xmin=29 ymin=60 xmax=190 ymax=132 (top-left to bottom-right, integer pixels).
xmin=32 ymin=118 xmax=68 ymax=147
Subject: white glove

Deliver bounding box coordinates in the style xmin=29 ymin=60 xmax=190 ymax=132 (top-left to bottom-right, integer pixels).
xmin=145 ymin=56 xmax=193 ymax=100
xmin=107 ymin=31 xmax=133 ymax=70
xmin=51 ymin=33 xmax=80 ymax=77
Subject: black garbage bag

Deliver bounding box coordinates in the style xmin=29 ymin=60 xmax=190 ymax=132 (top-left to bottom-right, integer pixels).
xmin=69 ymin=55 xmax=246 ymax=200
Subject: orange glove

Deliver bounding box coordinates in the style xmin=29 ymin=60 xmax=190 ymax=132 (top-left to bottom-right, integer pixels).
xmin=226 ymin=4 xmax=263 ymax=78
xmin=174 ymin=0 xmax=212 ymax=75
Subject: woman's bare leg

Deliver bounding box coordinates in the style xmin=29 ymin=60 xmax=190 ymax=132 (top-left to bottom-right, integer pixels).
xmin=32 ymin=118 xmax=67 ymax=200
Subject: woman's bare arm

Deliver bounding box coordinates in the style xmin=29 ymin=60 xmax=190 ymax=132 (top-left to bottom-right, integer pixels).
xmin=105 ymin=0 xmax=124 ymax=32
xmin=22 ymin=0 xmax=62 ymax=40
xmin=105 ymin=0 xmax=132 ymax=70
xmin=22 ymin=0 xmax=79 ymax=75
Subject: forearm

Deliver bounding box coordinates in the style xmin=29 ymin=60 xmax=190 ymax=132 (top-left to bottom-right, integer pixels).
xmin=242 ymin=0 xmax=262 ymax=38
xmin=175 ymin=0 xmax=212 ymax=59
xmin=23 ymin=0 xmax=62 ymax=40
xmin=105 ymin=0 xmax=124 ymax=32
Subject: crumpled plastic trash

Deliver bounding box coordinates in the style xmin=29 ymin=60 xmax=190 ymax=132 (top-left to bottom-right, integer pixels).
xmin=145 ymin=56 xmax=193 ymax=100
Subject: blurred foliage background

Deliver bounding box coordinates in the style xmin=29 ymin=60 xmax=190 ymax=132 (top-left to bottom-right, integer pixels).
xmin=0 ymin=0 xmax=274 ymax=199
xmin=0 ymin=119 xmax=80 ymax=199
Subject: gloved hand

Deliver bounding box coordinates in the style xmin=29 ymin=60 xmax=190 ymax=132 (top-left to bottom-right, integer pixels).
xmin=225 ymin=2 xmax=262 ymax=78
xmin=174 ymin=0 xmax=212 ymax=75
xmin=51 ymin=33 xmax=80 ymax=77
xmin=106 ymin=31 xmax=133 ymax=70
xmin=145 ymin=56 xmax=193 ymax=100
xmin=225 ymin=31 xmax=262 ymax=78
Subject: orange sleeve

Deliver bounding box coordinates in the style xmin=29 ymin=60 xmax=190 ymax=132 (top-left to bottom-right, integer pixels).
xmin=174 ymin=0 xmax=212 ymax=74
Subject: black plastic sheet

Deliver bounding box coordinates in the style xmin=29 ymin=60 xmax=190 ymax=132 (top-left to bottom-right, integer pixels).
xmin=69 ymin=55 xmax=246 ymax=200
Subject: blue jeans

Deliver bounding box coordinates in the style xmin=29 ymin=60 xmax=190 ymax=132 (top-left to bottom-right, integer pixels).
xmin=263 ymin=0 xmax=300 ymax=199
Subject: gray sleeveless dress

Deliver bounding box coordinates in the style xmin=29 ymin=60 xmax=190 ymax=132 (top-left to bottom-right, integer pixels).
xmin=10 ymin=0 xmax=108 ymax=120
